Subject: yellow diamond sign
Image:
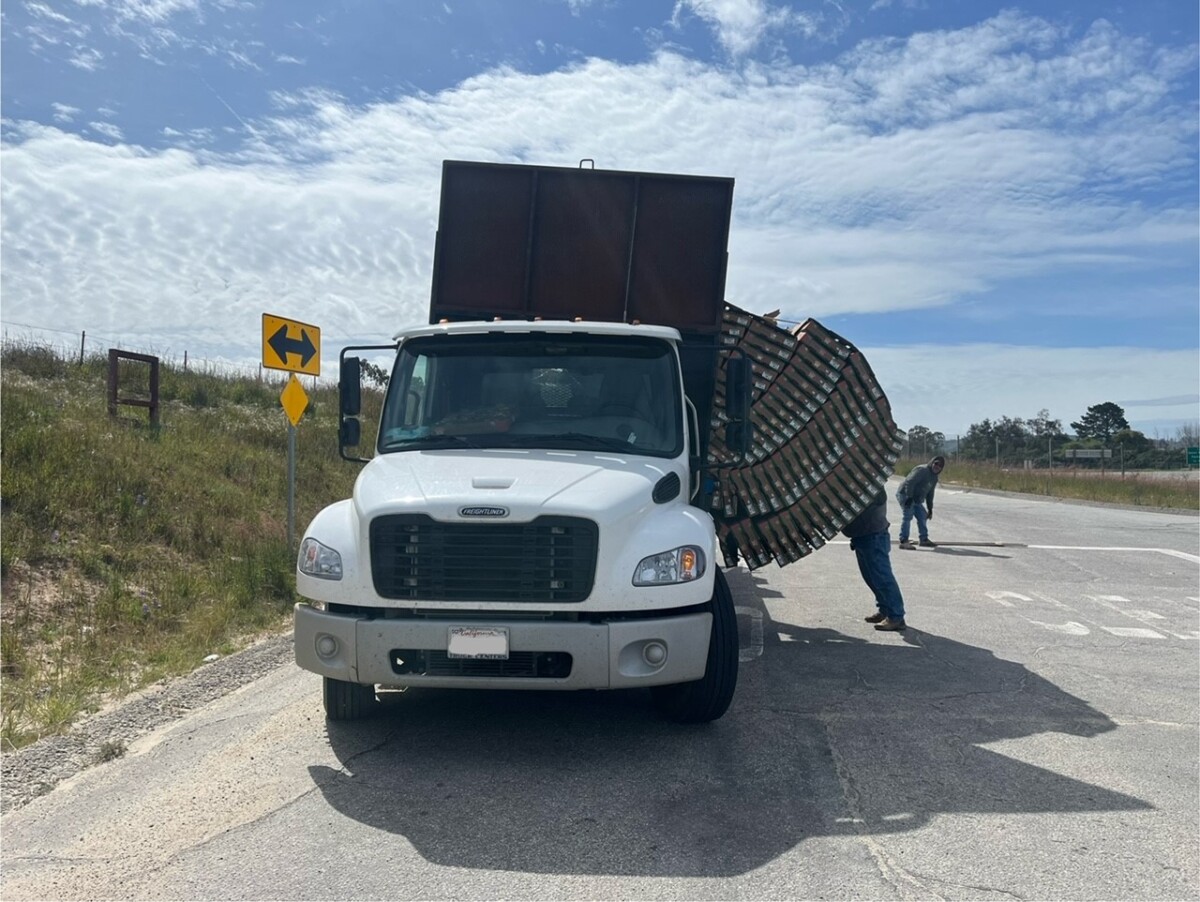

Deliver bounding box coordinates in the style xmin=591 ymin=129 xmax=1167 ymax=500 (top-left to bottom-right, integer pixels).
xmin=280 ymin=374 xmax=309 ymax=427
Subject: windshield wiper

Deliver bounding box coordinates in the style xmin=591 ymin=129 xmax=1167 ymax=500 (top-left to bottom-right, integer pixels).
xmin=501 ymin=433 xmax=638 ymax=453
xmin=381 ymin=434 xmax=481 ymax=451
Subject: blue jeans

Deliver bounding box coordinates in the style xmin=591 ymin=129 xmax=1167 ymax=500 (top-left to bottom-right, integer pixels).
xmin=850 ymin=531 xmax=905 ymax=620
xmin=897 ymin=500 xmax=928 ymax=543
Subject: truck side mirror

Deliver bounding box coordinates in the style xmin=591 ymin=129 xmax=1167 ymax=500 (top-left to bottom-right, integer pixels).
xmin=340 ymin=356 xmax=362 ymax=417
xmin=336 ymin=344 xmax=396 ymax=464
xmin=724 ymin=354 xmax=753 ymax=459
xmin=339 ymin=417 xmax=361 ymax=448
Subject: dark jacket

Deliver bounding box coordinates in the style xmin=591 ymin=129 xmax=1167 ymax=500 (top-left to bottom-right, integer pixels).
xmin=841 ymin=490 xmax=889 ymax=539
xmin=896 ymin=458 xmax=941 ymax=512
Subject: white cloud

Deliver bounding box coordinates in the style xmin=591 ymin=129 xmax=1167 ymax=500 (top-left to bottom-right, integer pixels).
xmin=2 ymin=13 xmax=1196 ymax=431
xmin=87 ymin=121 xmax=125 ymax=140
xmin=67 ymin=46 xmax=104 ymax=69
xmin=51 ymin=103 xmax=82 ymax=122
xmin=110 ymin=0 xmax=202 ymax=24
xmin=19 ymin=0 xmax=264 ymax=70
xmin=671 ymin=0 xmax=825 ymax=57
xmin=26 ymin=2 xmax=74 ymax=24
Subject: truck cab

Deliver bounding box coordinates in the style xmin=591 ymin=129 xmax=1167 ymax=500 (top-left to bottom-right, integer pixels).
xmin=294 ymin=161 xmax=748 ymax=725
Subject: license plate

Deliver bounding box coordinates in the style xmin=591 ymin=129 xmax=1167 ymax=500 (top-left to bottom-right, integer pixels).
xmin=447 ymin=626 xmax=509 ymax=660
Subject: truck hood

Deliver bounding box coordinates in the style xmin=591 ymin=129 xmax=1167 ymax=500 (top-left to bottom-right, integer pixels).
xmin=353 ymin=450 xmax=681 ymax=523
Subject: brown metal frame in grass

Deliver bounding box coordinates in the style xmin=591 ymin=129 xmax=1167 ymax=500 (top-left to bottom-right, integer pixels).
xmin=106 ymin=349 xmax=160 ymax=427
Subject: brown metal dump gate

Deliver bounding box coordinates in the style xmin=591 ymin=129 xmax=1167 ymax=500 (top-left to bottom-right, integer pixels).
xmin=427 ymin=160 xmax=736 ymax=459
xmin=429 ymin=160 xmax=734 ymax=332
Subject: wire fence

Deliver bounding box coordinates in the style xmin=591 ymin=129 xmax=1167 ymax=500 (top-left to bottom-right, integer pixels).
xmin=0 ymin=318 xmax=308 ymax=389
xmin=903 ymin=435 xmax=1196 ymax=473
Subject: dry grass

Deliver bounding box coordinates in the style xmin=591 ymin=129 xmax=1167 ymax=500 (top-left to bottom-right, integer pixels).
xmin=895 ymin=457 xmax=1199 ymax=510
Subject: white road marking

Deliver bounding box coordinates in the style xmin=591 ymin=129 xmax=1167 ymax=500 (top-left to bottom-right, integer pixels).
xmin=1029 ymin=591 xmax=1087 ymax=615
xmin=985 ymin=590 xmax=1032 ymax=607
xmin=1031 ymin=545 xmax=1200 ymax=563
xmin=984 ymin=590 xmax=1194 ymax=642
xmin=1028 ymin=620 xmax=1090 ymax=635
xmin=736 ymin=605 xmax=764 ymax=661
xmin=1084 ymin=594 xmax=1176 ymax=631
xmin=1101 ymin=626 xmax=1166 ymax=639
xmin=1027 ymin=591 xmax=1196 ymax=642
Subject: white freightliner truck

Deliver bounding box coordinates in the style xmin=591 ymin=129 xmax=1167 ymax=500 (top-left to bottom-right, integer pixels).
xmin=294 ymin=160 xmax=755 ymax=723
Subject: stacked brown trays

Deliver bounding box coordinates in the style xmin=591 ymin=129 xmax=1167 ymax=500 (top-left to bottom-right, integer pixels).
xmin=710 ymin=305 xmax=903 ymax=570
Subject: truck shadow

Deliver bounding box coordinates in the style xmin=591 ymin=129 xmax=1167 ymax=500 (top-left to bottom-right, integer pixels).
xmin=309 ymin=576 xmax=1146 ymax=878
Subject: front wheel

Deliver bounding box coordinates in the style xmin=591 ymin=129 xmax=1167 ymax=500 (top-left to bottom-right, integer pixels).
xmin=323 ymin=676 xmax=377 ymax=721
xmin=651 ymin=568 xmax=739 ymax=723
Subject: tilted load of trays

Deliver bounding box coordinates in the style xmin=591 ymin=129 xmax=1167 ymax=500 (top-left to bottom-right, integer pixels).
xmin=708 ymin=304 xmax=905 ymax=570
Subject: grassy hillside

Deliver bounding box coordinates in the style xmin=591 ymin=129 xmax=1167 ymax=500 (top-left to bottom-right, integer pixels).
xmin=0 ymin=342 xmax=378 ymax=751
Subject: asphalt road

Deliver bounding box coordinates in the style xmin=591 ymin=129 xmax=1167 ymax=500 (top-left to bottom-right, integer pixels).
xmin=3 ymin=484 xmax=1198 ymax=901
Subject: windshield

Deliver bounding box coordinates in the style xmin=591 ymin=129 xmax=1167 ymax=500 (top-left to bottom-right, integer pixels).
xmin=378 ymin=332 xmax=683 ymax=457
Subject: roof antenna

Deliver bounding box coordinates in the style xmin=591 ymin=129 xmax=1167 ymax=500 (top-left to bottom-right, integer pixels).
xmin=579 ymin=158 xmax=595 ymax=169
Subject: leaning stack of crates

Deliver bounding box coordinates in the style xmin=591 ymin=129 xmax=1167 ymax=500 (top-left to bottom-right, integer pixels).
xmin=708 ymin=304 xmax=905 ymax=570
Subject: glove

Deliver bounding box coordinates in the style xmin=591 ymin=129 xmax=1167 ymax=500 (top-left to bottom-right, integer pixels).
xmin=926 ymin=508 xmax=934 ymax=520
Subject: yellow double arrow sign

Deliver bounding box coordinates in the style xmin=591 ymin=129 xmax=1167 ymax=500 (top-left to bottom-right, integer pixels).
xmin=262 ymin=313 xmax=321 ymax=377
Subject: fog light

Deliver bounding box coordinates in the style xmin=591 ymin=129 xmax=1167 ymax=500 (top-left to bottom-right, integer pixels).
xmin=316 ymin=634 xmax=338 ymax=659
xmin=642 ymin=641 xmax=667 ymax=667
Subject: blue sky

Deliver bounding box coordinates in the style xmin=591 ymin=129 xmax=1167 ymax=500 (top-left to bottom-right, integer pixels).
xmin=2 ymin=0 xmax=1197 ymax=438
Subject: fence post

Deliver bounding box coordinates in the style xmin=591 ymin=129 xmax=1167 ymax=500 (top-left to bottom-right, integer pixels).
xmin=80 ymin=331 xmax=86 ymax=365
xmin=107 ymin=349 xmax=118 ymax=416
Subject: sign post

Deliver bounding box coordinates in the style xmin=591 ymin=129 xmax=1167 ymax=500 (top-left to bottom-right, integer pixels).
xmin=263 ymin=315 xmax=321 ymax=547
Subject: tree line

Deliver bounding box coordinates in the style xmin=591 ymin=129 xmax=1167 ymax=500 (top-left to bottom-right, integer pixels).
xmin=906 ymin=403 xmax=1199 ymax=469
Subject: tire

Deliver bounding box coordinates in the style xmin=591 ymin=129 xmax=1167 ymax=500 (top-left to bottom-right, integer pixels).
xmin=322 ymin=676 xmax=377 ymax=721
xmin=651 ymin=568 xmax=739 ymax=723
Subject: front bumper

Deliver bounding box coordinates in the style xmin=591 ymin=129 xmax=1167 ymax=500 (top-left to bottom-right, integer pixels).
xmin=294 ymin=604 xmax=711 ymax=690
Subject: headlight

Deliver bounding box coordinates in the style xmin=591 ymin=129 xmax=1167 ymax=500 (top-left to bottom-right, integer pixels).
xmin=299 ymin=537 xmax=343 ymax=580
xmin=632 ymin=546 xmax=706 ymax=586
